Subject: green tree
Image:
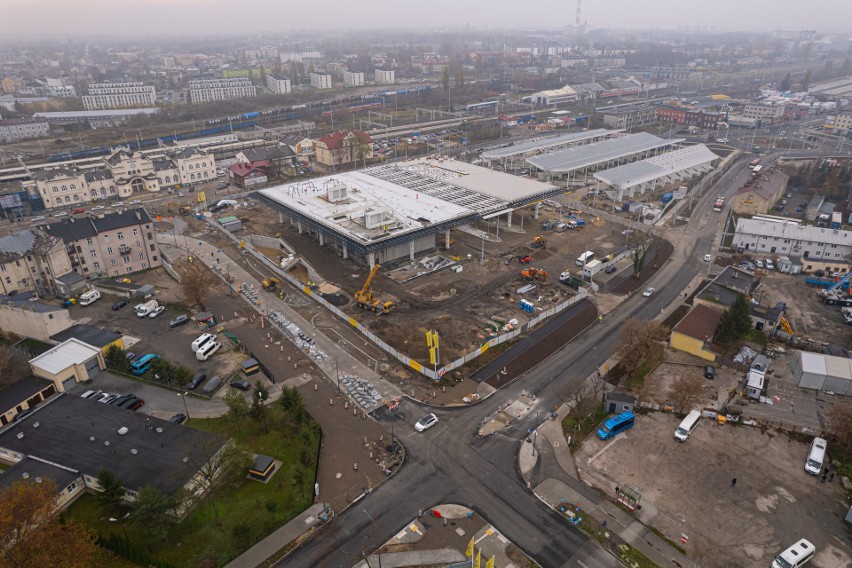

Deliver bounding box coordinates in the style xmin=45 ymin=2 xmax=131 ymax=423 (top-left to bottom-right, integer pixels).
xmin=454 ymin=67 xmax=465 ymax=89
xmin=224 ymin=387 xmax=250 ymax=433
xmin=259 ymin=64 xmax=267 ymax=85
xmin=96 ymin=470 xmax=126 ymax=513
xmin=103 ymin=345 xmax=130 ymax=373
xmin=279 ymin=386 xmax=305 ymax=421
xmin=250 ymin=382 xmax=270 ymax=434
xmin=442 ymin=65 xmax=449 ymax=91
xmin=821 ymin=59 xmax=833 ymax=80
xmin=247 ymin=68 xmax=255 ymax=84
xmin=131 ymin=486 xmax=175 ymax=541
xmin=729 ymin=294 xmax=753 ymax=337
xmin=779 ymin=72 xmax=792 ymax=91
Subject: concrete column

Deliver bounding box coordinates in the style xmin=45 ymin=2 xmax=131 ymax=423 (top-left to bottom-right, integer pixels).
xmin=445 ymin=229 xmax=451 ymax=249
xmin=534 ymin=202 xmax=541 ymax=219
xmin=278 ymin=211 xmax=284 ymax=223
xmin=297 ymin=221 xmax=303 ymax=234
xmin=342 ymin=243 xmax=348 ymax=260
xmin=507 ymin=210 xmax=513 ymax=228
xmin=318 ymin=231 xmax=325 ymax=246
xmin=368 ymin=252 xmax=376 ymax=268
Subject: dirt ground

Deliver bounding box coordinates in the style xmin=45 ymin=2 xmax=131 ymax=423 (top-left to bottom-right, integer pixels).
xmin=202 ymin=201 xmax=642 ymax=366
xmin=575 ymin=412 xmax=852 ymax=568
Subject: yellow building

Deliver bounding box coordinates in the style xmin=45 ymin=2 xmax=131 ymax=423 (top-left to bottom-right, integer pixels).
xmin=670 ymin=304 xmax=723 ymax=362
xmin=29 ymin=338 xmax=105 ymax=392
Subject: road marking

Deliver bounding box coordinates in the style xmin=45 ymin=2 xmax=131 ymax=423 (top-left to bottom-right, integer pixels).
xmin=577 ymin=561 xmax=589 ymax=568
xmin=474 ymin=528 xmax=494 ymax=544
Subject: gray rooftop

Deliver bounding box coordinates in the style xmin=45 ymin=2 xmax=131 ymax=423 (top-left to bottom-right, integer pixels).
xmin=593 ymin=145 xmax=719 ymax=190
xmin=45 ymin=208 xmax=152 ymax=243
xmin=0 ymin=456 xmax=80 ymax=494
xmin=0 ymin=230 xmax=57 ymax=261
xmin=0 ymin=295 xmax=63 ymax=314
xmin=480 ymin=129 xmax=615 ymax=160
xmin=50 ymin=324 xmax=121 ymax=348
xmin=526 ymin=132 xmax=682 ymax=174
xmin=0 ymin=375 xmax=54 ymax=414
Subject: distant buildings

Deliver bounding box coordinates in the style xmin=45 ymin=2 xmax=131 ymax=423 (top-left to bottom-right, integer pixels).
xmin=82 ymin=81 xmax=156 ymax=111
xmin=315 ymin=131 xmax=373 ymax=166
xmin=599 ymin=105 xmax=657 ymax=129
xmin=266 ymin=74 xmax=292 ymax=94
xmin=374 ymin=69 xmax=395 ymax=85
xmin=343 ymin=71 xmax=365 ymax=87
xmin=730 ymin=170 xmax=789 ymax=215
xmin=189 ymin=77 xmax=256 ymax=104
xmin=824 ymin=111 xmax=852 ymax=135
xmin=741 ymin=103 xmax=785 ymax=123
xmin=733 ymin=217 xmax=852 ymax=271
xmin=310 ymin=73 xmax=333 ymax=89
xmin=0 ymin=117 xmax=49 ymax=143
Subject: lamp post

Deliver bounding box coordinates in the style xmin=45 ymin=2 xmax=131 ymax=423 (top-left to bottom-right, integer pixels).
xmin=178 ymin=391 xmax=190 ymax=419
xmin=363 ymin=509 xmax=382 ymax=568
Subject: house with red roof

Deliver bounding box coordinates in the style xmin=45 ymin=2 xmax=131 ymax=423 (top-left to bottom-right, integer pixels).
xmin=315 ymin=130 xmax=373 ymax=167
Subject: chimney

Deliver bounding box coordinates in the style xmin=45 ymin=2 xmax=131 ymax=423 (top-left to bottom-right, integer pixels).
xmin=135 ymin=210 xmax=141 ymax=221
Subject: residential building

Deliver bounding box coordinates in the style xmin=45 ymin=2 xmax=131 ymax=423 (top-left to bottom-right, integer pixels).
xmin=0 ymin=395 xmax=229 ymax=512
xmin=314 ymin=131 xmax=373 ymax=166
xmin=730 ymin=170 xmax=789 ymax=215
xmin=310 ymin=73 xmax=333 ymax=89
xmin=30 ymin=166 xmax=92 ymax=209
xmin=742 ymin=103 xmax=785 ymax=123
xmin=0 ymin=375 xmax=57 ymax=426
xmin=599 ymin=105 xmax=658 ymax=129
xmin=189 ymin=78 xmax=256 ymax=104
xmin=374 ymin=69 xmax=395 ymax=85
xmin=280 ymin=134 xmax=315 ymax=158
xmin=0 ymin=118 xmax=49 ymax=143
xmin=0 ymin=230 xmax=72 ymax=295
xmin=655 ymin=105 xmax=724 ymax=128
xmin=669 ymin=304 xmax=722 ymax=361
xmin=45 ymin=208 xmax=162 ymax=278
xmin=82 ymin=82 xmax=157 ymax=111
xmin=0 ymin=295 xmax=73 ymax=341
xmin=343 ymin=71 xmax=365 ymax=87
xmin=235 ymin=145 xmax=296 ymax=175
xmin=229 ymin=163 xmax=268 ymax=188
xmin=824 ymin=111 xmax=852 ymax=135
xmin=28 ymin=338 xmax=104 ymax=392
xmin=42 ymin=78 xmax=76 ymax=98
xmin=266 ymin=74 xmax=292 ymax=95
xmin=733 ymin=217 xmax=852 ymax=270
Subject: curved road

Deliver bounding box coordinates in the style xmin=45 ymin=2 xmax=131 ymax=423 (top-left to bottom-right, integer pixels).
xmin=285 ymin=154 xmax=753 ymax=568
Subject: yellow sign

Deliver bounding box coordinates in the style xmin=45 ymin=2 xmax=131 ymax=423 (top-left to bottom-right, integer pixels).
xmin=409 ymin=360 xmax=423 ymax=372
xmin=426 ymin=332 xmax=433 ymax=348
xmin=197 ymin=191 xmax=206 ymax=202
xmin=474 ymin=550 xmax=481 ymax=568
xmin=465 ymin=538 xmax=474 ymax=558
xmin=485 ymin=557 xmax=494 ymax=568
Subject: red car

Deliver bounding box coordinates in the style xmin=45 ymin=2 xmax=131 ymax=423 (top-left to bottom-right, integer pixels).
xmin=71 ymin=208 xmax=85 ymax=214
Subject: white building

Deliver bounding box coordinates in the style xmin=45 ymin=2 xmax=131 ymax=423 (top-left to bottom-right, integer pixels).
xmin=733 ymin=217 xmax=852 ymax=268
xmin=266 ymin=74 xmax=292 ymax=94
xmin=742 ymin=103 xmax=785 ymax=123
xmin=531 ymin=86 xmax=578 ymax=106
xmin=82 ymin=82 xmax=156 ymax=111
xmin=343 ymin=71 xmax=365 ymax=87
xmin=189 ymin=78 xmax=256 ymax=104
xmin=374 ymin=69 xmax=395 ymax=85
xmin=310 ymin=73 xmax=333 ymax=90
xmin=0 ymin=118 xmax=49 ymax=143
xmin=790 ymin=350 xmax=852 ymax=395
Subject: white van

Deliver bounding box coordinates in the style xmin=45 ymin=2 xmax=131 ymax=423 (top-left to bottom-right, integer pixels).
xmin=804 ymin=437 xmax=827 ymax=475
xmin=135 ymin=300 xmax=158 ymax=317
xmin=576 ymin=251 xmax=595 ymax=266
xmin=771 ymin=539 xmax=815 ymax=568
xmin=79 ymin=290 xmax=101 ymax=306
xmin=196 ymin=341 xmax=222 ymax=362
xmin=191 ymin=333 xmax=215 ymax=352
xmin=674 ymin=410 xmax=701 ymax=442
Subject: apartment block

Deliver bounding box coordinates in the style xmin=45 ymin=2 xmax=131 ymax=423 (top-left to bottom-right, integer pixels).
xmin=343 ymin=71 xmax=365 ymax=87
xmin=310 ymin=73 xmax=333 ymax=89
xmin=266 ymin=74 xmax=292 ymax=94
xmin=0 ymin=118 xmax=49 ymax=143
xmin=374 ymin=69 xmax=395 ymax=85
xmin=82 ymin=82 xmax=156 ymax=111
xmin=0 ymin=229 xmax=72 ymax=296
xmin=189 ymin=78 xmax=256 ymax=104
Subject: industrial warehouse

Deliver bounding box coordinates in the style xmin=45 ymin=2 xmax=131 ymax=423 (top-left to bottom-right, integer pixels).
xmin=254 ymin=158 xmax=562 ymax=267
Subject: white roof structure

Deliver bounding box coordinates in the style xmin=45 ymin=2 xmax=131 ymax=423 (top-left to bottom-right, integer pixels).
xmin=593 ymin=144 xmax=719 ymax=199
xmin=29 ymin=338 xmax=100 ymax=375
xmin=481 ymin=129 xmax=616 ymax=161
xmin=735 ymin=217 xmax=852 ymax=247
xmin=33 ymin=109 xmax=160 ymax=120
xmin=526 ymin=132 xmax=681 ymax=174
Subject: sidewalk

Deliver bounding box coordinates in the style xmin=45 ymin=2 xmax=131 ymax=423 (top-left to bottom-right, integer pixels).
xmin=520 ymin=403 xmax=692 ymax=568
xmin=157 ymin=233 xmax=403 ymax=407
xmin=223 ymin=502 xmax=330 ymax=568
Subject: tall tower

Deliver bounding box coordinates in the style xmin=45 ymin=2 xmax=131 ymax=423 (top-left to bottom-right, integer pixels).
xmin=575 ymin=0 xmax=584 ymax=47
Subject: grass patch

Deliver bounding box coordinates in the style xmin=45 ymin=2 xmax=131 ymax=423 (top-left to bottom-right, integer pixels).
xmin=648 ymin=525 xmax=687 ymax=555
xmin=624 ymin=349 xmax=663 ymax=390
xmin=63 ymin=405 xmax=320 ymax=568
xmin=561 ymin=403 xmax=608 ymax=452
xmin=616 ymin=543 xmax=658 ymax=568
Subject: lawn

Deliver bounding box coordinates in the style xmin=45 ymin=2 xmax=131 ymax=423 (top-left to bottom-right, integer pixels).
xmin=63 ymin=405 xmax=320 ymax=567
xmin=561 ymin=402 xmax=609 ymax=452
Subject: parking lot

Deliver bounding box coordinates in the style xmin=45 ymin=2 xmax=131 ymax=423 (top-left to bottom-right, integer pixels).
xmin=575 ymin=412 xmax=851 ymax=568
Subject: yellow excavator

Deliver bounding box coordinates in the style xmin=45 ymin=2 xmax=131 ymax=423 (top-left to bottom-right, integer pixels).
xmin=780 ymin=315 xmax=794 ymax=335
xmin=531 ymin=236 xmax=547 ymax=249
xmin=354 ymin=264 xmax=395 ymax=314
xmin=262 ymin=277 xmax=280 ymax=291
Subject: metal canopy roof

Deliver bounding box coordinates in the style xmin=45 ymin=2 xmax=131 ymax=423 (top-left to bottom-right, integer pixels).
xmin=525 ymin=132 xmax=681 ymax=173
xmin=593 ymin=144 xmax=719 ymax=189
xmin=480 ymin=129 xmax=616 ymax=160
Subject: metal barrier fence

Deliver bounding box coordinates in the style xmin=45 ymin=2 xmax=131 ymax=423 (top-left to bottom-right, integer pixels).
xmin=206 ymin=217 xmax=588 ymax=380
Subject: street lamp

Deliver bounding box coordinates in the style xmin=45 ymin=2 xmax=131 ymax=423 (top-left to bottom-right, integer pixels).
xmin=363 ymin=509 xmax=383 ymax=568
xmin=178 ymin=391 xmax=190 ymax=419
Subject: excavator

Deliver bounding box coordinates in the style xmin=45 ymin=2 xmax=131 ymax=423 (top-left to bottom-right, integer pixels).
xmin=780 ymin=315 xmax=795 ymax=335
xmin=505 ymin=254 xmax=532 ymax=265
xmin=262 ymin=277 xmax=280 ymax=291
xmin=531 ymin=236 xmax=547 ymax=249
xmin=520 ymin=268 xmax=548 ymax=282
xmin=354 ymin=264 xmax=395 ymax=314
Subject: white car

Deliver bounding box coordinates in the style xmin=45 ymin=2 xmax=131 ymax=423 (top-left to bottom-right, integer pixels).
xmin=149 ymin=305 xmax=166 ymax=318
xmin=54 ymin=211 xmax=68 ymax=217
xmin=129 ymin=199 xmax=142 ymax=205
xmin=112 ymin=201 xmax=125 ymax=207
xmin=642 ymin=287 xmax=656 ymax=297
xmin=31 ymin=215 xmax=46 ymax=222
xmin=414 ymin=413 xmax=439 ymax=432
xmin=703 ymin=254 xmax=712 ymax=262
xmin=91 ymin=205 xmax=105 ymax=211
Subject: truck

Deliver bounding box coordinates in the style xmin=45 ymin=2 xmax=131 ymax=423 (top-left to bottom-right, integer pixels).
xmin=832 ymin=211 xmax=842 ymax=230
xmin=581 ymin=259 xmax=603 ymax=277
xmin=661 ymin=192 xmax=674 ymax=205
xmin=135 ymin=300 xmax=158 ymax=317
xmin=567 ymin=219 xmax=585 ymax=229
xmin=804 ymin=276 xmax=850 ymax=290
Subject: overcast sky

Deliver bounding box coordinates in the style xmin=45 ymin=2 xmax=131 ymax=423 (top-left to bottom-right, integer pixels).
xmin=6 ymin=0 xmax=852 ymax=37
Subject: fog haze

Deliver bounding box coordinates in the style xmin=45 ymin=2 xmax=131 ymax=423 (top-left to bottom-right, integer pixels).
xmin=7 ymin=0 xmax=852 ymax=37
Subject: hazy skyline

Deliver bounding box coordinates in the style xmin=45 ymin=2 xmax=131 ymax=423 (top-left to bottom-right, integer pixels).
xmin=5 ymin=0 xmax=852 ymax=38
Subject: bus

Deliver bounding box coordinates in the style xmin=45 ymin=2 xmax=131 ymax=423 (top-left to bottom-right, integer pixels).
xmin=130 ymin=354 xmax=160 ymax=375
xmin=597 ymin=412 xmax=635 ymax=440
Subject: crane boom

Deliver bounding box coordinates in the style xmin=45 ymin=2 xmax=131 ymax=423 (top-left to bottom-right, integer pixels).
xmin=357 ymin=264 xmax=381 ymax=298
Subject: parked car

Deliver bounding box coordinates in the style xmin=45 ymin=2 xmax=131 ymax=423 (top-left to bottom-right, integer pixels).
xmin=230 ymin=379 xmax=251 ymax=391
xmin=755 ymin=260 xmax=765 ymax=268
xmin=642 ymin=287 xmax=656 ymax=297
xmin=703 ymin=254 xmax=712 ymax=262
xmin=187 ymin=373 xmax=207 ymax=390
xmin=71 ymin=208 xmax=85 ymax=214
xmin=129 ymin=200 xmax=142 ymax=205
xmin=91 ymin=205 xmax=105 ymax=211
xmin=169 ymin=413 xmax=188 ymax=424
xmin=415 ymin=413 xmax=439 ymax=432
xmin=149 ymin=305 xmax=166 ymax=318
xmin=605 ymin=264 xmax=617 ymax=274
xmin=169 ymin=315 xmax=189 ymax=328
xmin=111 ymin=299 xmax=128 ymax=310
xmin=31 ymin=215 xmax=46 ymax=222
xmin=54 ymin=211 xmax=68 ymax=217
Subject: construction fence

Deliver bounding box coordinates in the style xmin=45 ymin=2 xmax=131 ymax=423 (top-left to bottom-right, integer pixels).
xmin=207 ymin=217 xmax=588 ymax=380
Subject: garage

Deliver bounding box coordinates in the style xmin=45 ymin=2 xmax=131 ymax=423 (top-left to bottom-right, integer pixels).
xmin=28 ymin=338 xmax=105 ymax=393
xmin=84 ymin=356 xmax=101 ymax=378
xmin=790 ymin=350 xmax=852 ymax=395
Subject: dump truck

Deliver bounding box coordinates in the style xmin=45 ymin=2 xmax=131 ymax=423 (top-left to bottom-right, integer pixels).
xmin=531 ymin=236 xmax=547 ymax=249
xmin=520 ymin=268 xmax=548 ymax=282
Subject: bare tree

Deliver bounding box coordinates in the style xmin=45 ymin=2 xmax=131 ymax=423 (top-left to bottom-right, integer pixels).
xmin=617 ymin=318 xmax=668 ymax=379
xmin=827 ymin=399 xmax=852 ymax=454
xmin=628 ymin=231 xmax=655 ymax=277
xmin=179 ymin=262 xmax=213 ymax=310
xmin=0 ymin=345 xmax=28 ymax=389
xmin=666 ymin=375 xmax=706 ymax=414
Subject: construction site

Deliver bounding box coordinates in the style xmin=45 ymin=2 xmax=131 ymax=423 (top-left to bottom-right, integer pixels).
xmin=194 ymin=158 xmax=672 ymax=384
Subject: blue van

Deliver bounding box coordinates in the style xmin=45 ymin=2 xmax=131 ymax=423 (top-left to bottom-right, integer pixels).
xmin=597 ymin=412 xmax=635 ymax=441
xmin=130 ymin=354 xmax=159 ymax=375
